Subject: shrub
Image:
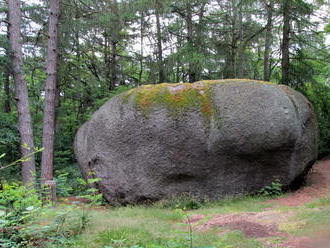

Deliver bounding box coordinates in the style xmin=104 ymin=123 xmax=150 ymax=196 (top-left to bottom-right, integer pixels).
xmin=0 ymin=183 xmax=41 ymax=248
xmin=258 ymin=180 xmax=283 ymax=197
xmin=155 ymin=193 xmax=203 ymax=210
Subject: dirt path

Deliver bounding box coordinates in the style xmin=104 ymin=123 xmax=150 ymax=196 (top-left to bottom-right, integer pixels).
xmin=269 ymin=159 xmax=330 ymax=207
xmin=193 ymin=159 xmax=330 ymax=248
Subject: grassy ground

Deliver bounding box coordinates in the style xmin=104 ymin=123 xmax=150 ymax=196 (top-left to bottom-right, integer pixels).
xmin=25 ymin=192 xmax=330 ymax=248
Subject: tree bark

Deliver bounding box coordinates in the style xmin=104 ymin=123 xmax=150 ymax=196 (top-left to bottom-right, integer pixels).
xmin=194 ymin=2 xmax=207 ymax=81
xmin=110 ymin=40 xmax=117 ymax=90
xmin=4 ymin=17 xmax=11 ymax=113
xmin=263 ymin=0 xmax=274 ymax=81
xmin=4 ymin=67 xmax=11 ymax=113
xmin=7 ymin=0 xmax=36 ymax=186
xmin=237 ymin=2 xmax=244 ymax=78
xmin=281 ymin=0 xmax=290 ymax=85
xmin=41 ymin=0 xmax=60 ymax=199
xmin=103 ymin=33 xmax=112 ymax=90
xmin=155 ymin=2 xmax=165 ymax=83
xmin=225 ymin=0 xmax=238 ymax=79
xmin=138 ymin=12 xmax=144 ymax=84
xmin=107 ymin=0 xmax=119 ymax=90
xmin=186 ymin=5 xmax=196 ymax=83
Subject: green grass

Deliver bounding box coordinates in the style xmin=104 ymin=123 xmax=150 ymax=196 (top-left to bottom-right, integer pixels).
xmin=23 ymin=193 xmax=330 ymax=248
xmin=277 ymin=193 xmax=330 ymax=236
xmin=33 ymin=196 xmax=272 ymax=248
xmin=192 ymin=196 xmax=272 ymax=215
xmin=288 ymin=195 xmax=330 ymax=235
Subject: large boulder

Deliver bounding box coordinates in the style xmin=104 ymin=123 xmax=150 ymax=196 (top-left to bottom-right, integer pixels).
xmin=74 ymin=79 xmax=318 ymax=204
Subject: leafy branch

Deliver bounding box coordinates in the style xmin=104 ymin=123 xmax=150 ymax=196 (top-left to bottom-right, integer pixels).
xmin=0 ymin=147 xmax=44 ymax=171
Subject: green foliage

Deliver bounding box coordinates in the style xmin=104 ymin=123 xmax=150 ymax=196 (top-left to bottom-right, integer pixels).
xmin=299 ymin=81 xmax=330 ymax=157
xmin=0 ymin=183 xmax=41 ymax=248
xmin=0 ymin=147 xmax=44 ymax=173
xmin=21 ymin=207 xmax=90 ymax=248
xmin=258 ymin=180 xmax=283 ymax=197
xmin=210 ymin=231 xmax=265 ymax=248
xmin=55 ymin=171 xmax=74 ymax=197
xmin=76 ymin=177 xmax=104 ymax=206
xmin=0 ymin=113 xmax=20 ymax=179
xmin=38 ymin=195 xmax=273 ymax=248
xmin=0 ymin=183 xmax=41 ymax=216
xmin=53 ymin=165 xmax=84 ymax=196
xmin=155 ymin=193 xmax=202 ymax=210
xmin=98 ymin=227 xmax=189 ymax=248
xmin=325 ymin=23 xmax=330 ymax=33
xmin=0 ymin=1 xmax=329 ymax=247
xmin=94 ymin=85 xmax=135 ymax=111
xmin=0 ymin=183 xmax=90 ymax=248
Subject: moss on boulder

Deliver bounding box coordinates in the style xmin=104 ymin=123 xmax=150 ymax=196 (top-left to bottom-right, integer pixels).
xmin=75 ymin=79 xmax=318 ymax=204
xmin=123 ymin=79 xmax=274 ymax=122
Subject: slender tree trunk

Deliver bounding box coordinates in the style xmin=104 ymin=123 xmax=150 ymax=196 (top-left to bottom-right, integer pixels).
xmin=107 ymin=0 xmax=120 ymax=90
xmin=254 ymin=44 xmax=262 ymax=79
xmin=4 ymin=68 xmax=11 ymax=113
xmin=41 ymin=0 xmax=60 ymax=202
xmin=263 ymin=1 xmax=274 ymax=81
xmin=176 ymin=60 xmax=180 ymax=83
xmin=176 ymin=35 xmax=183 ymax=83
xmin=8 ymin=0 xmax=36 ymax=186
xmin=186 ymin=6 xmax=195 ymax=83
xmin=281 ymin=0 xmax=290 ymax=85
xmin=227 ymin=43 xmax=237 ymax=78
xmin=155 ymin=3 xmax=165 ymax=83
xmin=194 ymin=3 xmax=206 ymax=81
xmin=4 ymin=18 xmax=11 ymax=113
xmin=225 ymin=0 xmax=238 ymax=79
xmin=110 ymin=40 xmax=117 ymax=90
xmin=138 ymin=12 xmax=144 ymax=84
xmin=237 ymin=3 xmax=245 ymax=78
xmin=103 ymin=33 xmax=112 ymax=90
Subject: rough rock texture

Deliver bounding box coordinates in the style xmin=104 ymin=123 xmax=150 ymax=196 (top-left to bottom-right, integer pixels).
xmin=74 ymin=79 xmax=319 ymax=204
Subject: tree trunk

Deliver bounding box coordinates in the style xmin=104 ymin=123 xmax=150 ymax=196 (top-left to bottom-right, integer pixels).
xmin=254 ymin=44 xmax=262 ymax=79
xmin=41 ymin=0 xmax=60 ymax=201
xmin=4 ymin=67 xmax=11 ymax=113
xmin=4 ymin=18 xmax=11 ymax=113
xmin=155 ymin=3 xmax=165 ymax=83
xmin=237 ymin=2 xmax=244 ymax=78
xmin=138 ymin=12 xmax=144 ymax=84
xmin=108 ymin=0 xmax=119 ymax=90
xmin=194 ymin=2 xmax=206 ymax=81
xmin=7 ymin=0 xmax=36 ymax=186
xmin=186 ymin=5 xmax=195 ymax=83
xmin=103 ymin=33 xmax=112 ymax=90
xmin=263 ymin=1 xmax=274 ymax=81
xmin=110 ymin=40 xmax=117 ymax=90
xmin=175 ymin=34 xmax=183 ymax=83
xmin=225 ymin=0 xmax=238 ymax=79
xmin=281 ymin=0 xmax=290 ymax=85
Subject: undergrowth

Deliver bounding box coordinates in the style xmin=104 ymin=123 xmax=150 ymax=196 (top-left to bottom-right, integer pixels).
xmin=2 ymin=182 xmax=329 ymax=248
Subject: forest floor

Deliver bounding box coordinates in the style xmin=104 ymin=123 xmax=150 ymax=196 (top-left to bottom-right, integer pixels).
xmin=35 ymin=159 xmax=330 ymax=248
xmin=191 ymin=159 xmax=330 ymax=248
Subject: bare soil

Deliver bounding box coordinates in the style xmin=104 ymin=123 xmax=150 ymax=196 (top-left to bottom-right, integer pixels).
xmin=269 ymin=159 xmax=330 ymax=207
xmin=193 ymin=159 xmax=330 ymax=248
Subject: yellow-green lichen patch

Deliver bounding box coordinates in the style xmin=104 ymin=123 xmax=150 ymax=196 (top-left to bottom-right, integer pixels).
xmin=194 ymin=79 xmax=275 ymax=85
xmin=122 ymin=79 xmax=275 ymax=120
xmin=122 ymin=82 xmax=217 ymax=121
